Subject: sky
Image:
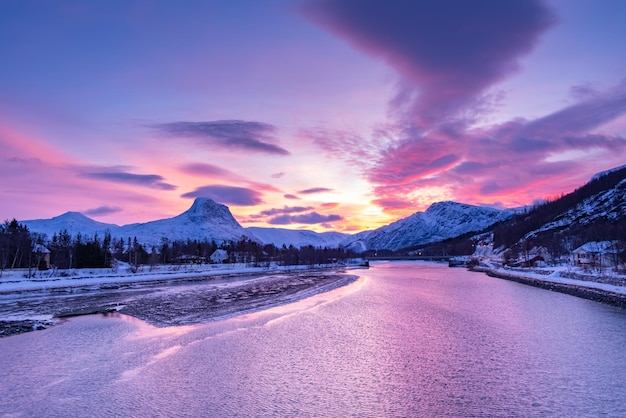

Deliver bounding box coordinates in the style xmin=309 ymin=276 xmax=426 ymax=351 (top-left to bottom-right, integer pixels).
xmin=1 ymin=0 xmax=626 ymax=233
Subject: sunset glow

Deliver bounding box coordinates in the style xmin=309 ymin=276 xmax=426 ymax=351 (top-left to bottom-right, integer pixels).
xmin=1 ymin=0 xmax=625 ymax=232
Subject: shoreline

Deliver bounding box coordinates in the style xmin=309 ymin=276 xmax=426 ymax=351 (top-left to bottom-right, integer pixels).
xmin=0 ymin=261 xmax=367 ymax=294
xmin=0 ymin=265 xmax=363 ymax=338
xmin=472 ymin=266 xmax=626 ymax=309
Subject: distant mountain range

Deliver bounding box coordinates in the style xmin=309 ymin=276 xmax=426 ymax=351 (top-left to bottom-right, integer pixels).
xmin=341 ymin=201 xmax=514 ymax=252
xmin=21 ymin=198 xmax=512 ymax=251
xmin=21 ymin=165 xmax=626 ymax=254
xmin=22 ymin=198 xmax=254 ymax=248
xmin=22 ymin=198 xmax=351 ymax=249
xmin=248 ymin=227 xmax=348 ymax=249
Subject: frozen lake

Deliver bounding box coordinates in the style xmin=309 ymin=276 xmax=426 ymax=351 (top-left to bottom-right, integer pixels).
xmin=2 ymin=261 xmax=626 ymax=416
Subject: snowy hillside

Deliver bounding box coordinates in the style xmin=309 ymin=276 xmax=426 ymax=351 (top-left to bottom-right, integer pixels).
xmin=247 ymin=227 xmax=349 ymax=248
xmin=526 ymin=177 xmax=626 ymax=239
xmin=118 ymin=198 xmax=255 ymax=247
xmin=341 ymin=201 xmax=512 ymax=252
xmin=590 ymin=164 xmax=626 ymax=182
xmin=22 ymin=198 xmax=255 ymax=247
xmin=491 ymin=164 xmax=626 ymax=251
xmin=22 ymin=212 xmax=120 ymax=239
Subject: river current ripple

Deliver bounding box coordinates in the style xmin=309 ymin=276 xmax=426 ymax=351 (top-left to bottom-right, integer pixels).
xmin=1 ymin=261 xmax=625 ymax=417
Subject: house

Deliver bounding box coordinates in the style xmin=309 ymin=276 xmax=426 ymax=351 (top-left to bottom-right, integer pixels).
xmin=526 ymin=246 xmax=552 ymax=266
xmin=210 ymin=249 xmax=229 ymax=263
xmin=32 ymin=244 xmax=51 ymax=269
xmin=504 ymin=245 xmax=552 ymax=267
xmin=572 ymin=241 xmax=625 ymax=268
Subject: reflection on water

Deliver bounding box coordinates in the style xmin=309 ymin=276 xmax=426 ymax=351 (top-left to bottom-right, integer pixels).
xmin=1 ymin=262 xmax=626 ymax=417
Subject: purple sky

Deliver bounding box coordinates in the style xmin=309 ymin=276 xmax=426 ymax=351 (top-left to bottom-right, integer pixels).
xmin=1 ymin=0 xmax=625 ymax=232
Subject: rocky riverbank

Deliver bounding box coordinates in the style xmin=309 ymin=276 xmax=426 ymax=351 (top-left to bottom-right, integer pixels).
xmin=0 ymin=269 xmax=359 ymax=338
xmin=473 ymin=266 xmax=626 ymax=309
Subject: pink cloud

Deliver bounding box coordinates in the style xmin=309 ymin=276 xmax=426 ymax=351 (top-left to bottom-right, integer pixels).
xmin=303 ymin=1 xmax=626 ymax=214
xmin=371 ymin=83 xmax=626 ymax=209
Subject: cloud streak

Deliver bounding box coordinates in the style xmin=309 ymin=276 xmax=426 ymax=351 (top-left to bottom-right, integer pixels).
xmin=298 ymin=187 xmax=333 ymax=195
xmin=82 ymin=169 xmax=177 ymax=190
xmin=181 ymin=185 xmax=263 ymax=206
xmin=259 ymin=206 xmax=314 ymax=216
xmin=268 ymin=212 xmax=343 ymax=225
xmin=82 ymin=205 xmax=123 ymax=216
xmin=153 ymin=120 xmax=290 ymax=155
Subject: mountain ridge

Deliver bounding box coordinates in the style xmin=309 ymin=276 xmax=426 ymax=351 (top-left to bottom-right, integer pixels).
xmin=341 ymin=201 xmax=513 ymax=252
xmin=22 ymin=198 xmax=254 ymax=247
xmin=21 ymin=164 xmax=626 ymax=255
xmin=22 ymin=198 xmax=512 ymax=251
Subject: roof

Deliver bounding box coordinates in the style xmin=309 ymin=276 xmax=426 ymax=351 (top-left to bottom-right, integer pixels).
xmin=573 ymin=241 xmax=623 ymax=254
xmin=33 ymin=243 xmax=50 ymax=253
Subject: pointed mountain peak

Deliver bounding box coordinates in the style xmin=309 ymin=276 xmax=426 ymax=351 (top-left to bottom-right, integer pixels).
xmin=55 ymin=211 xmax=92 ymax=220
xmin=183 ymin=197 xmax=228 ymax=217
xmin=178 ymin=198 xmax=240 ymax=227
xmin=187 ymin=197 xmax=224 ymax=212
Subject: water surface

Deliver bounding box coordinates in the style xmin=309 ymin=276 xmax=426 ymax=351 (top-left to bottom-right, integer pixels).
xmin=1 ymin=262 xmax=625 ymax=416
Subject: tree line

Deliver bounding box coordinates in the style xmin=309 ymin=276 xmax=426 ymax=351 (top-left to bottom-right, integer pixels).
xmin=0 ymin=219 xmax=359 ymax=277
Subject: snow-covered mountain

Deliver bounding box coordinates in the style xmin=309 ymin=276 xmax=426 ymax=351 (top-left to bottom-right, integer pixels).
xmin=589 ymin=164 xmax=626 ymax=182
xmin=118 ymin=198 xmax=255 ymax=247
xmin=341 ymin=201 xmax=513 ymax=252
xmin=22 ymin=198 xmax=255 ymax=247
xmin=22 ymin=212 xmax=121 ymax=239
xmin=23 ymin=198 xmax=513 ymax=253
xmin=525 ymin=175 xmax=626 ymax=239
xmin=247 ymin=227 xmax=349 ymax=248
xmin=489 ymin=164 xmax=626 ymax=253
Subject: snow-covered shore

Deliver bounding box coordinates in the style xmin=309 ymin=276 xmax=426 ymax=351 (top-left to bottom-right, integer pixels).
xmin=471 ymin=264 xmax=626 ymax=308
xmin=0 ymin=262 xmax=364 ymax=337
xmin=0 ymin=261 xmax=365 ymax=294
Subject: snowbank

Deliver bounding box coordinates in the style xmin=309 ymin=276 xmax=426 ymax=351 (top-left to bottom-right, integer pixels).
xmin=472 ymin=264 xmax=626 ymax=308
xmin=0 ymin=262 xmax=366 ymax=337
xmin=0 ymin=261 xmax=365 ymax=294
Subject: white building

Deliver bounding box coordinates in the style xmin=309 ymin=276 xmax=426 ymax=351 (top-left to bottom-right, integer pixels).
xmin=210 ymin=249 xmax=229 ymax=263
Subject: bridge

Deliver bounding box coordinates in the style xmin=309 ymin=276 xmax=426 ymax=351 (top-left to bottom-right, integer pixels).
xmin=367 ymin=255 xmax=452 ymax=262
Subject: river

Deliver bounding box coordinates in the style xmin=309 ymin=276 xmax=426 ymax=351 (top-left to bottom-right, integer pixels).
xmin=1 ymin=261 xmax=625 ymax=417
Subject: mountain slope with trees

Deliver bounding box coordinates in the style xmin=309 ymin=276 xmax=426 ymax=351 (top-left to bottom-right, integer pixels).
xmin=492 ymin=165 xmax=626 ymax=254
